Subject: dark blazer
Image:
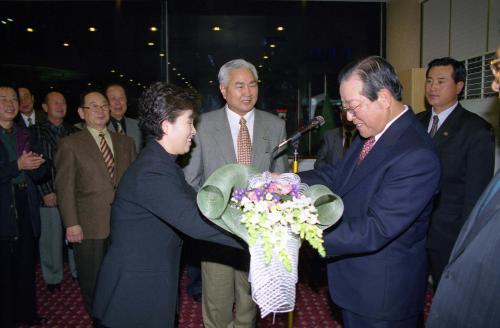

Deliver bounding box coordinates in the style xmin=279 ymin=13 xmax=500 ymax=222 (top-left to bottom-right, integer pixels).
xmin=14 ymin=109 xmax=47 ymax=127
xmin=300 ymin=109 xmax=441 ymax=320
xmin=314 ymin=127 xmax=344 ymax=169
xmin=426 ymin=172 xmax=500 ymax=328
xmin=92 ymin=141 xmax=242 ymax=328
xmin=55 ymin=129 xmax=136 ymax=239
xmin=107 ymin=116 xmax=143 ymax=152
xmin=416 ymin=105 xmax=494 ymax=257
xmin=0 ymin=124 xmax=47 ymax=238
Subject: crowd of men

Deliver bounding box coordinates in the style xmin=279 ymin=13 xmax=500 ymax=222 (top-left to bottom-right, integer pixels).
xmin=0 ymin=50 xmax=499 ymax=328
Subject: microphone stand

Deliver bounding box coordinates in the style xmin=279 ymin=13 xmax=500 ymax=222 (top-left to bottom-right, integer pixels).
xmin=291 ymin=140 xmax=300 ymax=174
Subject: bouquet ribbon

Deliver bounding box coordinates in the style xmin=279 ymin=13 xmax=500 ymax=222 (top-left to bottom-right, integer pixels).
xmin=197 ymin=164 xmax=344 ymax=240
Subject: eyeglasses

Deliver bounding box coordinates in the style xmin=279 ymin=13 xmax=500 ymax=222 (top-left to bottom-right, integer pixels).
xmin=490 ymin=58 xmax=500 ymax=77
xmin=339 ymin=101 xmax=364 ymax=116
xmin=82 ymin=103 xmax=110 ymax=112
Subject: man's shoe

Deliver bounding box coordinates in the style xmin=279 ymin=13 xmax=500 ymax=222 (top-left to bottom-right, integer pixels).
xmin=47 ymin=283 xmax=61 ymax=293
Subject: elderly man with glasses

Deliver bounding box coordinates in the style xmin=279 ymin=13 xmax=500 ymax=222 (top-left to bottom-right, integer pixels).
xmin=55 ymin=90 xmax=136 ymax=315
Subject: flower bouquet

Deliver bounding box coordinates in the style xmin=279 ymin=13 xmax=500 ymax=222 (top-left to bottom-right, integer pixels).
xmin=197 ymin=164 xmax=343 ymax=318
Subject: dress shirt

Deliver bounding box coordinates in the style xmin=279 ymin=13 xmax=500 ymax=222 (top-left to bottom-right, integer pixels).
xmin=372 ymin=106 xmax=409 ymax=146
xmin=86 ymin=126 xmax=115 ymax=156
xmin=110 ymin=117 xmax=127 ymax=134
xmin=21 ymin=112 xmax=36 ymax=126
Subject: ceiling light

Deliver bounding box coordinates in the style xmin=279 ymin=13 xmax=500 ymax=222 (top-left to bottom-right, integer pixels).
xmin=150 ymin=26 xmax=158 ymax=32
xmin=263 ymin=55 xmax=269 ymax=59
xmin=147 ymin=42 xmax=155 ymax=46
xmin=26 ymin=27 xmax=34 ymax=32
xmin=88 ymin=27 xmax=97 ymax=32
xmin=7 ymin=18 xmax=13 ymax=22
xmin=209 ymin=80 xmax=213 ymax=84
xmin=87 ymin=82 xmax=92 ymax=86
xmin=159 ymin=53 xmax=165 ymax=57
xmin=1 ymin=21 xmax=7 ymax=25
xmin=177 ymin=73 xmax=181 ymax=76
xmin=63 ymin=43 xmax=70 ymax=47
xmin=110 ymin=69 xmax=116 ymax=73
xmin=129 ymin=79 xmax=134 ymax=82
xmin=258 ymin=64 xmax=263 ymax=68
xmin=119 ymin=74 xmax=124 ymax=78
xmin=181 ymin=77 xmax=185 ymax=80
xmin=276 ymin=26 xmax=285 ymax=31
xmin=270 ymin=44 xmax=276 ymax=48
xmin=137 ymin=83 xmax=141 ymax=86
xmin=258 ymin=80 xmax=262 ymax=83
xmin=212 ymin=26 xmax=221 ymax=32
xmin=172 ymin=67 xmax=177 ymax=71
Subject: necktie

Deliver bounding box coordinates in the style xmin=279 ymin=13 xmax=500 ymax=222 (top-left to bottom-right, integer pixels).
xmin=27 ymin=117 xmax=33 ymax=127
xmin=429 ymin=115 xmax=439 ymax=137
xmin=99 ymin=133 xmax=115 ymax=180
xmin=237 ymin=117 xmax=252 ymax=165
xmin=357 ymin=137 xmax=375 ymax=166
xmin=343 ymin=130 xmax=352 ymax=154
xmin=116 ymin=121 xmax=124 ymax=134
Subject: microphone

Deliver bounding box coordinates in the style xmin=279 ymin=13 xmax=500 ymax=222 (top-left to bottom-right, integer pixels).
xmin=273 ymin=116 xmax=325 ymax=151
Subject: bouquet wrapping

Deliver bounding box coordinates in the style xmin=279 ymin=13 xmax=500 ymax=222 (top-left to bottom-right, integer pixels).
xmin=197 ymin=164 xmax=343 ymax=317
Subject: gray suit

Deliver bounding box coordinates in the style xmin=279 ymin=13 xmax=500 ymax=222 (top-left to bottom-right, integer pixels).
xmin=183 ymin=107 xmax=288 ymax=328
xmin=107 ymin=117 xmax=143 ymax=152
xmin=426 ymin=171 xmax=500 ymax=328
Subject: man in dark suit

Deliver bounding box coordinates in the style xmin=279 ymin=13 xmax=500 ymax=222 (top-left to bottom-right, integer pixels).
xmin=0 ymin=85 xmax=47 ymax=327
xmin=16 ymin=87 xmax=46 ymax=127
xmin=55 ymin=90 xmax=136 ymax=313
xmin=300 ymin=56 xmax=441 ymax=327
xmin=426 ymin=50 xmax=500 ymax=327
xmin=184 ymin=58 xmax=289 ymax=328
xmin=105 ymin=84 xmax=143 ymax=152
xmin=416 ymin=57 xmax=495 ymax=291
xmin=315 ymin=110 xmax=355 ymax=169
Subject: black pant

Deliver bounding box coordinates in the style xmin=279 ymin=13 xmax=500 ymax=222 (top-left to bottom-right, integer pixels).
xmin=0 ymin=188 xmax=37 ymax=328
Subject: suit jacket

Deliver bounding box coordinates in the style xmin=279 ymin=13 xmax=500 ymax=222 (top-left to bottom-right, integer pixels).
xmin=183 ymin=107 xmax=289 ymax=189
xmin=0 ymin=124 xmax=47 ymax=238
xmin=300 ymin=109 xmax=441 ymax=320
xmin=416 ymin=104 xmax=494 ymax=254
xmin=55 ymin=128 xmax=136 ymax=239
xmin=93 ymin=140 xmax=242 ymax=328
xmin=427 ymin=171 xmax=500 ymax=328
xmin=14 ymin=109 xmax=47 ymax=128
xmin=107 ymin=116 xmax=143 ymax=152
xmin=314 ymin=127 xmax=344 ymax=169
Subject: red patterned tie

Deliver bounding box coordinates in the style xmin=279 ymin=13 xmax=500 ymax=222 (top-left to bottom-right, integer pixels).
xmin=237 ymin=117 xmax=252 ymax=165
xmin=357 ymin=137 xmax=375 ymax=166
xmin=99 ymin=133 xmax=115 ymax=180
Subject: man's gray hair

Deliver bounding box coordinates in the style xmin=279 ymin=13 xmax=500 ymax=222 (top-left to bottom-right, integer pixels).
xmin=218 ymin=59 xmax=258 ymax=87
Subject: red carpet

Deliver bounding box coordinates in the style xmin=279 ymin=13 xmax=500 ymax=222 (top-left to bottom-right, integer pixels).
xmin=22 ymin=263 xmax=432 ymax=327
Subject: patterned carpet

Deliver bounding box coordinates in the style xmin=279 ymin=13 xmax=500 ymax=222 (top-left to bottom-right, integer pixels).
xmin=22 ymin=263 xmax=432 ymax=328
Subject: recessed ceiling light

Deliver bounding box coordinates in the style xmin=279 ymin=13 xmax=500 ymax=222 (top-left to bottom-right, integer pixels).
xmin=1 ymin=21 xmax=7 ymax=25
xmin=63 ymin=42 xmax=70 ymax=47
xmin=87 ymin=82 xmax=92 ymax=86
xmin=258 ymin=80 xmax=262 ymax=83
xmin=212 ymin=26 xmax=221 ymax=32
xmin=110 ymin=69 xmax=116 ymax=73
xmin=147 ymin=42 xmax=155 ymax=46
xmin=159 ymin=53 xmax=165 ymax=57
xmin=50 ymin=86 xmax=54 ymax=89
xmin=181 ymin=77 xmax=185 ymax=80
xmin=209 ymin=80 xmax=213 ymax=84
xmin=88 ymin=27 xmax=97 ymax=32
xmin=7 ymin=18 xmax=14 ymax=22
xmin=137 ymin=83 xmax=141 ymax=86
xmin=177 ymin=73 xmax=181 ymax=76
xmin=119 ymin=74 xmax=124 ymax=77
xmin=270 ymin=44 xmax=276 ymax=48
xmin=150 ymin=26 xmax=158 ymax=32
xmin=263 ymin=55 xmax=269 ymax=59
xmin=276 ymin=26 xmax=285 ymax=31
xmin=26 ymin=27 xmax=34 ymax=32
xmin=172 ymin=67 xmax=177 ymax=71
xmin=258 ymin=64 xmax=263 ymax=68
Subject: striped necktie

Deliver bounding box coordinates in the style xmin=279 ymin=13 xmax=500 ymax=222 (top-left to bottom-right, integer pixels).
xmin=237 ymin=117 xmax=252 ymax=165
xmin=429 ymin=115 xmax=439 ymax=137
xmin=99 ymin=133 xmax=115 ymax=180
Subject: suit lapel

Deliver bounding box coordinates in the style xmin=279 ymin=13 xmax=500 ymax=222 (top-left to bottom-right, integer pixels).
xmin=432 ymin=104 xmax=464 ymax=147
xmin=449 ymin=173 xmax=500 ymax=262
xmin=110 ymin=133 xmax=125 ymax=181
xmin=252 ymin=110 xmax=270 ymax=170
xmin=213 ymin=109 xmax=237 ymax=164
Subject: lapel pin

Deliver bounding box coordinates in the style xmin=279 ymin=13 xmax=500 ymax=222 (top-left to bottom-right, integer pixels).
xmin=444 ymin=132 xmax=448 ymax=136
